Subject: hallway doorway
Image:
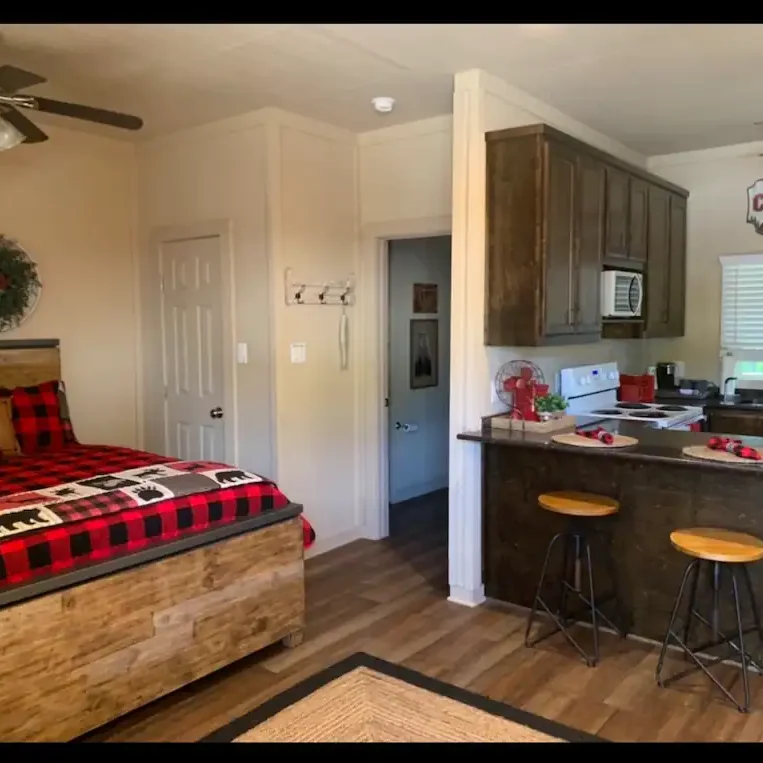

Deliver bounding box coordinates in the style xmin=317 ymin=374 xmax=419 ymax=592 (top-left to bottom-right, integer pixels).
xmin=386 ymin=235 xmax=451 ymax=538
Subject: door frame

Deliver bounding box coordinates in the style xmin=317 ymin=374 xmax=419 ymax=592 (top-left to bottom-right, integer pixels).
xmin=357 ymin=216 xmax=451 ymax=542
xmin=152 ymin=220 xmax=238 ymax=465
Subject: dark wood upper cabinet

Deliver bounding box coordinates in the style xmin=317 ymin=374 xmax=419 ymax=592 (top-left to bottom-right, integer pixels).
xmin=485 ymin=132 xmax=603 ymax=346
xmin=543 ymin=139 xmax=578 ymax=338
xmin=604 ymin=166 xmax=630 ymax=260
xmin=628 ymin=177 xmax=649 ymax=262
xmin=666 ymin=194 xmax=687 ymax=337
xmin=645 ymin=185 xmax=670 ymax=333
xmin=485 ymin=123 xmax=689 ymax=347
xmin=576 ymin=153 xmax=606 ymax=336
xmin=645 ymin=188 xmax=687 ymax=338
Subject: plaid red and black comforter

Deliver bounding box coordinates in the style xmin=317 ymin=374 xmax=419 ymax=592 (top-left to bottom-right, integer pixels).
xmin=0 ymin=445 xmax=314 ymax=588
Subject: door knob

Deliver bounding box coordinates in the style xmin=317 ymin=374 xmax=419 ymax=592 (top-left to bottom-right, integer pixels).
xmin=210 ymin=407 xmax=224 ymax=419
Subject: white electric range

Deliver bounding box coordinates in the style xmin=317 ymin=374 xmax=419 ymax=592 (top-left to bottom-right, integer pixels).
xmin=559 ymin=362 xmax=705 ymax=430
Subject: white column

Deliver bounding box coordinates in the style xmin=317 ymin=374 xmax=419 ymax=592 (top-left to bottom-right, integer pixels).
xmin=448 ymin=71 xmax=489 ymax=607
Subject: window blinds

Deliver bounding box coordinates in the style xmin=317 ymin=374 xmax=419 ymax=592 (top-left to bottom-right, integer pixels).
xmin=720 ymin=253 xmax=763 ymax=351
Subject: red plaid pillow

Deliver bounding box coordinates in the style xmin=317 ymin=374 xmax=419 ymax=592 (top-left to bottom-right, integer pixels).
xmin=11 ymin=380 xmax=75 ymax=454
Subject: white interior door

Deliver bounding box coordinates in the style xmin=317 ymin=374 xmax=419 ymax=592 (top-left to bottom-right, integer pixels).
xmin=160 ymin=235 xmax=226 ymax=461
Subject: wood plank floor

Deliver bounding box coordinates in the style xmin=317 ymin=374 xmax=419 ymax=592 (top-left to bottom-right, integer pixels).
xmin=87 ymin=492 xmax=763 ymax=743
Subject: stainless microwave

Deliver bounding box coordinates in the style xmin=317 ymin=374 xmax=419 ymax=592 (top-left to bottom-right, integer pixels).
xmin=601 ymin=270 xmax=644 ymax=319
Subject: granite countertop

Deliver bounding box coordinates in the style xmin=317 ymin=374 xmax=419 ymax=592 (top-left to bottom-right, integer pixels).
xmin=457 ymin=416 xmax=763 ymax=475
xmin=702 ymin=397 xmax=763 ymax=412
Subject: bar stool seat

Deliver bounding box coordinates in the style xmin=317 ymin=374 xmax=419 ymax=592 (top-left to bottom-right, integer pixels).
xmin=525 ymin=491 xmax=627 ymax=667
xmin=538 ymin=491 xmax=620 ymax=518
xmin=670 ymin=528 xmax=763 ymax=564
xmin=656 ymin=526 xmax=763 ymax=713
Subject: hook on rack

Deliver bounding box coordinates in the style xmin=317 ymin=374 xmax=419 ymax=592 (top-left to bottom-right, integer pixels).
xmin=283 ymin=267 xmax=356 ymax=306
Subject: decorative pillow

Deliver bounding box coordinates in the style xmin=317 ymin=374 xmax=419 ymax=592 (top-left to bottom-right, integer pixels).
xmin=11 ymin=380 xmax=72 ymax=454
xmin=56 ymin=380 xmax=78 ymax=444
xmin=0 ymin=398 xmax=18 ymax=457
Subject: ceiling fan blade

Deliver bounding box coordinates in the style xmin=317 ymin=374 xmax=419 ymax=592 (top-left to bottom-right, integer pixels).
xmin=25 ymin=96 xmax=143 ymax=131
xmin=0 ymin=106 xmax=48 ymax=143
xmin=0 ymin=65 xmax=46 ymax=95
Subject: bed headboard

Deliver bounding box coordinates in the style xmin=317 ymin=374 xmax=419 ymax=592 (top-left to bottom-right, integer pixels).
xmin=0 ymin=339 xmax=60 ymax=389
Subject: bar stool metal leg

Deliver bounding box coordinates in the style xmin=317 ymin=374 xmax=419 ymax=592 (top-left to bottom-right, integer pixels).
xmin=730 ymin=568 xmax=751 ymax=713
xmin=741 ymin=565 xmax=763 ymax=644
xmin=657 ymin=558 xmax=762 ymax=713
xmin=655 ymin=559 xmax=697 ymax=682
xmin=680 ymin=561 xmax=700 ymax=661
xmin=525 ymin=530 xmax=598 ymax=666
xmin=524 ymin=532 xmax=563 ymax=649
xmin=584 ymin=538 xmax=599 ymax=666
xmin=525 ymin=521 xmax=626 ymax=668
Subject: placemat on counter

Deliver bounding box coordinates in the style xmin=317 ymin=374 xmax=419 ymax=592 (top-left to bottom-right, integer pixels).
xmin=551 ymin=433 xmax=639 ymax=449
xmin=683 ymin=445 xmax=763 ymax=465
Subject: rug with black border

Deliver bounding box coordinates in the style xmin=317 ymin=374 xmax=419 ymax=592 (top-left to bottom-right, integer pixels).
xmin=200 ymin=652 xmax=605 ymax=743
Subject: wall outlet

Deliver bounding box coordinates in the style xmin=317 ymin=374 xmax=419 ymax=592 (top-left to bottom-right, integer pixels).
xmin=290 ymin=342 xmax=306 ymax=364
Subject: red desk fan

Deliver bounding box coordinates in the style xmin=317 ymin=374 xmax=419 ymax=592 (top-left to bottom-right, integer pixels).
xmin=494 ymin=360 xmax=548 ymax=422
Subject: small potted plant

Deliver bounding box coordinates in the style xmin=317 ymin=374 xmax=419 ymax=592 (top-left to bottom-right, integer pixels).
xmin=534 ymin=393 xmax=568 ymax=421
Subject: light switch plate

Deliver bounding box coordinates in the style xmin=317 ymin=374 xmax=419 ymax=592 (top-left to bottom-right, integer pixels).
xmin=236 ymin=342 xmax=248 ymax=364
xmin=290 ymin=342 xmax=307 ymax=364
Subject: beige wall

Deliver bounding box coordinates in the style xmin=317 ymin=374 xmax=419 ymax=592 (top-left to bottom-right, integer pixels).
xmin=645 ymin=144 xmax=763 ymax=382
xmin=0 ymin=126 xmax=139 ymax=447
xmin=137 ymin=111 xmax=273 ymax=477
xmin=137 ymin=108 xmax=359 ymax=554
xmin=358 ymin=116 xmax=452 ymax=225
xmin=267 ymin=113 xmax=359 ymax=552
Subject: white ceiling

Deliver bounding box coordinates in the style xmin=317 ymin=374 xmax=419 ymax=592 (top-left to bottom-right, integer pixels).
xmin=0 ymin=23 xmax=761 ymax=155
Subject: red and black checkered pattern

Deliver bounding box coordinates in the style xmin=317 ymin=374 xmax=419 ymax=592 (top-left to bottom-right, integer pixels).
xmin=0 ymin=444 xmax=308 ymax=588
xmin=10 ymin=380 xmax=76 ymax=454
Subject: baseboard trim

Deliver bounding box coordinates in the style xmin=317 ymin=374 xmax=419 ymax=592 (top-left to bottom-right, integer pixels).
xmin=448 ymin=584 xmax=486 ymax=608
xmin=305 ymin=527 xmax=364 ymax=560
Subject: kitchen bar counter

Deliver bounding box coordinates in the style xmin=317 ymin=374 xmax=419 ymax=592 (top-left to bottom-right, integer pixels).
xmin=458 ymin=417 xmax=763 ymax=475
xmin=461 ymin=419 xmax=763 ymax=654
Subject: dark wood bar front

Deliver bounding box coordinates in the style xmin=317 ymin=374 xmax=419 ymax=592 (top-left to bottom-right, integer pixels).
xmin=459 ymin=423 xmax=763 ymax=662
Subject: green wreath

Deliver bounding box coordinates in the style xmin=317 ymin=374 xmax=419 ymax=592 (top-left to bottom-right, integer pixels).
xmin=0 ymin=236 xmax=41 ymax=332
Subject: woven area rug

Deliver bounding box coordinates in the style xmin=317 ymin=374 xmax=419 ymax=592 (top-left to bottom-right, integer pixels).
xmin=201 ymin=653 xmax=603 ymax=743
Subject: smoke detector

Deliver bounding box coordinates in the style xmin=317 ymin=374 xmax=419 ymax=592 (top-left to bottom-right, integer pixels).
xmin=372 ymin=97 xmax=395 ymax=114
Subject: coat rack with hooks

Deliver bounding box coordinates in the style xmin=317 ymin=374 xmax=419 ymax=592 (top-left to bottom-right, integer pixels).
xmin=284 ymin=267 xmax=356 ymax=306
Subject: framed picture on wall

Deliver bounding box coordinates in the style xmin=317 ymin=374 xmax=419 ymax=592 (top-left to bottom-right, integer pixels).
xmin=410 ymin=319 xmax=438 ymax=389
xmin=412 ymin=283 xmax=438 ymax=314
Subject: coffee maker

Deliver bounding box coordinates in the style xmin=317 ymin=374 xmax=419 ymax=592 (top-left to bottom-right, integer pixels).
xmin=655 ymin=362 xmax=678 ymax=391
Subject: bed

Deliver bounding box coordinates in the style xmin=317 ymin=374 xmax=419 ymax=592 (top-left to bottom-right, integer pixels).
xmin=0 ymin=339 xmax=311 ymax=741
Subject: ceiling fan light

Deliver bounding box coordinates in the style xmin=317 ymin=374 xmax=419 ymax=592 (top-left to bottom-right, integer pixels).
xmin=0 ymin=118 xmax=24 ymax=151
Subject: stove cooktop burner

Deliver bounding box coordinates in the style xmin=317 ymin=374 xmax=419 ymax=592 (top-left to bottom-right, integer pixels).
xmin=616 ymin=402 xmax=651 ymax=410
xmin=630 ymin=411 xmax=670 ymax=419
xmin=656 ymin=405 xmax=688 ymax=412
xmin=592 ymin=409 xmax=624 ymax=415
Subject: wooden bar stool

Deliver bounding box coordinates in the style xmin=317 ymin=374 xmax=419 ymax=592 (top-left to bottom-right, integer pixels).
xmin=524 ymin=491 xmax=628 ymax=667
xmin=656 ymin=527 xmax=763 ymax=713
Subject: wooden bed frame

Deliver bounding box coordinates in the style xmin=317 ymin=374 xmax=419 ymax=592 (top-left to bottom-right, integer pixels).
xmin=0 ymin=339 xmax=305 ymax=742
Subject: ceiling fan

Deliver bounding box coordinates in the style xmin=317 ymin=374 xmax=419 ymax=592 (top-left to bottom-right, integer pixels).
xmin=0 ymin=64 xmax=143 ymax=147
